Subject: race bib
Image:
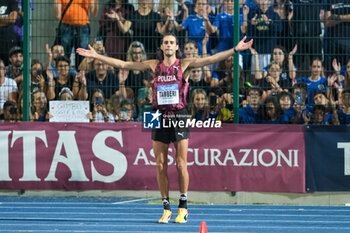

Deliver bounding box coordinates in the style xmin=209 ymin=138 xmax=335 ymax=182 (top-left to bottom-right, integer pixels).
xmin=157 ymin=84 xmax=179 ymax=105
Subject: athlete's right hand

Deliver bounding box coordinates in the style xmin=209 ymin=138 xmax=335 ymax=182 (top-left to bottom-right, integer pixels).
xmin=76 ymin=45 xmax=97 ymax=59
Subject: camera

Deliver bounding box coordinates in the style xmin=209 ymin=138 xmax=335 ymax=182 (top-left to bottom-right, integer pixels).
xmin=225 ymin=103 xmax=233 ymax=111
xmin=9 ymin=107 xmax=17 ymax=114
xmin=36 ymin=70 xmax=42 ymax=76
xmin=120 ymin=111 xmax=128 ymax=120
xmin=209 ymin=95 xmax=217 ymax=106
xmin=286 ymin=1 xmax=293 ymax=13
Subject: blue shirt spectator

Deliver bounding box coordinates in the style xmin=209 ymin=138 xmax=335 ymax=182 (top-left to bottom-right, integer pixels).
xmin=296 ymin=77 xmax=328 ymax=105
xmin=239 ymin=104 xmax=261 ymax=123
xmin=296 ymin=59 xmax=328 ymax=105
xmin=212 ymin=0 xmax=249 ymax=53
xmin=182 ymin=14 xmax=215 ymax=54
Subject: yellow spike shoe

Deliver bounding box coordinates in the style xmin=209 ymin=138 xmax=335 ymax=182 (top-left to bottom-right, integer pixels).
xmin=175 ymin=208 xmax=188 ymax=223
xmin=158 ymin=209 xmax=172 ymax=224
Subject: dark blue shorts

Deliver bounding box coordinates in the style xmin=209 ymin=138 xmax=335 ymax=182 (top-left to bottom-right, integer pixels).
xmin=152 ymin=108 xmax=190 ymax=144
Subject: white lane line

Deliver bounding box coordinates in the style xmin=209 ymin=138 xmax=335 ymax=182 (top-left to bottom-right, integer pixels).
xmin=1 ymin=211 xmax=350 ymax=218
xmin=0 ymin=231 xmax=192 ymax=233
xmin=0 ymin=217 xmax=350 ymax=224
xmin=0 ymin=224 xmax=350 ymax=231
xmin=112 ymin=198 xmax=157 ymax=204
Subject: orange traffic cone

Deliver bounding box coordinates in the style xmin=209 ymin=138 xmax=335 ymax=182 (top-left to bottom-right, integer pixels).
xmin=199 ymin=221 xmax=208 ymax=233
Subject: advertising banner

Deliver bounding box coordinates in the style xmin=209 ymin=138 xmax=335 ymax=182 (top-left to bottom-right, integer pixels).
xmin=305 ymin=125 xmax=350 ymax=191
xmin=0 ymin=123 xmax=305 ymax=192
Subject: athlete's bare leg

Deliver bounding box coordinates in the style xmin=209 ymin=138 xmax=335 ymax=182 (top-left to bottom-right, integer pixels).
xmin=153 ymin=140 xmax=170 ymax=198
xmin=174 ymin=139 xmax=189 ymax=194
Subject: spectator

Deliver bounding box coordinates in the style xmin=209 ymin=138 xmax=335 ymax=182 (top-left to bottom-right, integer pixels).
xmin=332 ymin=58 xmax=350 ymax=92
xmin=158 ymin=0 xmax=188 ymax=35
xmin=15 ymin=59 xmax=46 ymax=100
xmin=303 ymin=104 xmax=328 ymax=125
xmin=45 ymin=44 xmax=78 ymax=78
xmin=31 ymin=90 xmax=49 ymax=121
xmin=0 ymin=59 xmax=18 ymax=120
xmin=296 ymin=58 xmax=328 ymax=105
xmin=78 ymin=39 xmax=109 ymax=73
xmin=206 ymin=87 xmax=225 ymax=120
xmin=53 ymin=0 xmax=98 ymax=68
xmin=252 ymin=45 xmax=297 ymax=88
xmin=324 ymin=0 xmax=349 ymax=71
xmin=314 ymin=89 xmax=341 ymax=125
xmin=239 ymin=86 xmax=262 ymax=123
xmin=313 ymin=90 xmax=329 ymax=106
xmin=277 ymin=91 xmax=294 ymax=122
xmin=254 ymin=61 xmax=288 ymax=100
xmin=183 ymin=40 xmax=199 ymax=58
xmin=6 ymin=46 xmax=23 ymax=80
xmin=99 ymin=0 xmax=134 ymax=60
xmin=342 ymin=60 xmax=350 ymax=89
xmin=331 ymin=58 xmax=347 ymax=92
xmin=211 ymin=55 xmax=244 ymax=93
xmin=3 ymin=100 xmax=18 ymax=123
xmin=274 ymin=0 xmax=293 ymax=52
xmin=29 ymin=60 xmax=46 ymax=93
xmin=290 ymin=82 xmax=311 ymax=124
xmin=292 ymin=0 xmax=324 ymax=75
xmin=116 ymin=0 xmax=167 ymax=58
xmin=88 ymin=89 xmax=115 ymax=122
xmin=244 ymin=0 xmax=257 ymax=10
xmin=176 ymin=0 xmax=216 ymax=55
xmin=179 ymin=0 xmax=195 ymax=15
xmin=124 ymin=41 xmax=152 ymax=99
xmin=189 ymin=88 xmax=209 ymax=121
xmin=14 ymin=0 xmax=34 ymax=47
xmin=261 ymin=95 xmax=288 ymax=124
xmin=46 ymin=56 xmax=75 ymax=100
xmin=247 ymin=0 xmax=282 ymax=73
xmin=58 ymin=87 xmax=74 ymax=100
xmin=118 ymin=98 xmax=136 ymax=121
xmin=107 ymin=93 xmax=125 ymax=121
xmin=0 ymin=1 xmax=17 ymax=66
xmin=84 ymin=57 xmax=127 ymax=101
xmin=137 ymin=75 xmax=154 ymax=121
xmin=174 ymin=0 xmax=192 ymax=48
xmin=189 ymin=67 xmax=211 ymax=94
xmin=217 ymin=92 xmax=235 ymax=122
xmin=212 ymin=0 xmax=249 ymax=52
xmin=335 ymin=88 xmax=350 ymax=124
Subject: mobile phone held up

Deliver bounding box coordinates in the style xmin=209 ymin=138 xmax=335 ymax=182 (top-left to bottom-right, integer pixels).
xmin=210 ymin=95 xmax=217 ymax=106
xmin=296 ymin=92 xmax=302 ymax=105
xmin=95 ymin=97 xmax=103 ymax=104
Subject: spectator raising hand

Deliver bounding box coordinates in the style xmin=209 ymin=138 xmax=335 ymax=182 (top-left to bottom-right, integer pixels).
xmin=73 ymin=71 xmax=88 ymax=100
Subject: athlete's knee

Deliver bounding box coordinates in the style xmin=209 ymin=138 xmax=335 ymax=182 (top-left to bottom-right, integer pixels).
xmin=156 ymin=160 xmax=168 ymax=173
xmin=175 ymin=158 xmax=187 ymax=172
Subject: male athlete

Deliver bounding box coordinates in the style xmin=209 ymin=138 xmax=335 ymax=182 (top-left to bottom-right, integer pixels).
xmin=77 ymin=34 xmax=252 ymax=223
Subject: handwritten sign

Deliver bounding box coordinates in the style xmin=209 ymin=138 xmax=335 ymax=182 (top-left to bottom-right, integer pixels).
xmin=49 ymin=101 xmax=90 ymax=122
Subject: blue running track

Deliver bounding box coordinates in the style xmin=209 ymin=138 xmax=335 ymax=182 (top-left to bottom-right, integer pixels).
xmin=0 ymin=196 xmax=350 ymax=232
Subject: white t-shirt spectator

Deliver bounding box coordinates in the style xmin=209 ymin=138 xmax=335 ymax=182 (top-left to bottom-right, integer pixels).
xmin=0 ymin=77 xmax=18 ymax=110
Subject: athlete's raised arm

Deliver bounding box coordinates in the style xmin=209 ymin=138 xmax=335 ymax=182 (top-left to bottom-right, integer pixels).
xmin=184 ymin=36 xmax=253 ymax=69
xmin=77 ymin=45 xmax=155 ymax=71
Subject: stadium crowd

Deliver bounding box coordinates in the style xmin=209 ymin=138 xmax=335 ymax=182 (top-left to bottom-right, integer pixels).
xmin=0 ymin=0 xmax=349 ymax=125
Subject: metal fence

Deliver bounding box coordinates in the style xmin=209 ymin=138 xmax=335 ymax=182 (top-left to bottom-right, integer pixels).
xmin=1 ymin=0 xmax=348 ymax=124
